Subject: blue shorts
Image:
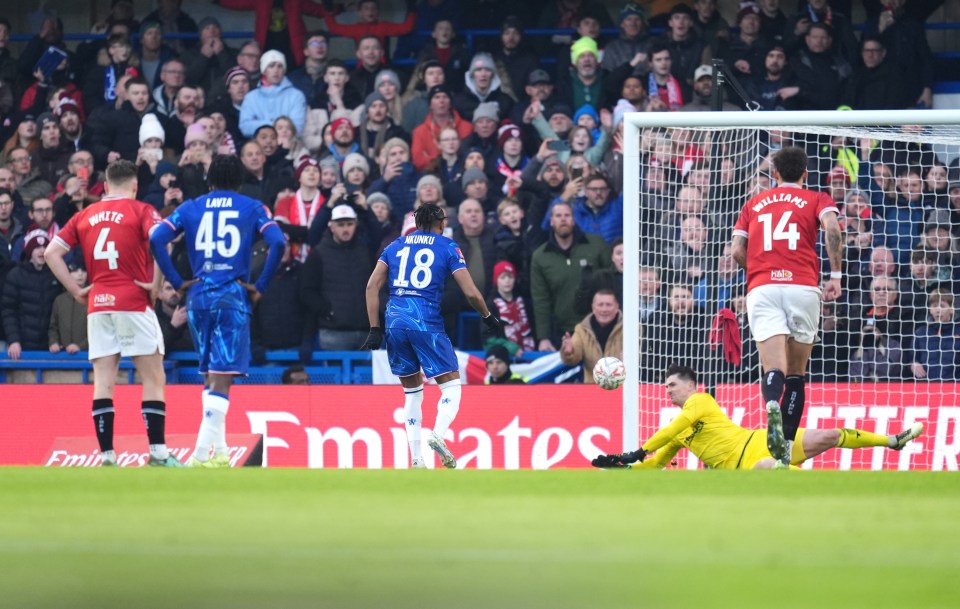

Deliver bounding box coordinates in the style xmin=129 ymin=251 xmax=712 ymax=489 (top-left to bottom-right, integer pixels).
xmin=385 ymin=328 xmax=459 ymax=379
xmin=187 ymin=308 xmax=250 ymax=375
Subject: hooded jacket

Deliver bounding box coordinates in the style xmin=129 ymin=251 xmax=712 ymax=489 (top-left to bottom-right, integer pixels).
xmin=239 ymin=76 xmax=308 ymax=138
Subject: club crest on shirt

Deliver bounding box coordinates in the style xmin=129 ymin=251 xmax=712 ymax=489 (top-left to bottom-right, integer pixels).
xmin=770 ymin=269 xmax=794 ymax=281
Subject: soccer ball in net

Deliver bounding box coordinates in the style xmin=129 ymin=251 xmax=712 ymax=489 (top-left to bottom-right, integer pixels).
xmin=593 ymin=357 xmax=626 ymax=390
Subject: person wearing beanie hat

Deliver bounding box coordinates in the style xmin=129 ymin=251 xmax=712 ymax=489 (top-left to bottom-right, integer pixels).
xmin=343 ymin=152 xmax=371 ymax=180
xmin=364 ymin=91 xmax=387 ymax=109
xmin=472 ymin=101 xmax=500 ymax=125
xmin=414 ymin=174 xmax=445 ymax=210
xmin=4 ymin=227 xmax=62 ymax=357
xmin=494 ymin=123 xmax=527 ymax=196
xmin=487 ymin=258 xmax=536 ymax=355
xmin=184 ymin=122 xmax=209 ymax=148
xmin=461 ymin=167 xmax=488 ymax=190
xmin=570 ymin=36 xmax=600 ymax=65
xmin=375 ymin=69 xmax=401 ymax=93
xmin=484 ymin=344 xmax=525 ymax=384
xmin=454 ymin=52 xmax=514 ymax=123
xmin=359 ymin=90 xmax=407 ymax=160
xmin=370 ymin=136 xmax=419 ymax=216
xmin=273 ymin=156 xmax=324 ymax=261
xmin=238 ymin=47 xmax=307 ymax=138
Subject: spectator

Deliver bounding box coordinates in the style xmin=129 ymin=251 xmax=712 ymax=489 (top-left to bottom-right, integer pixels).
xmin=254 ymin=125 xmax=291 ymax=179
xmin=560 ymin=289 xmax=624 ymax=384
xmin=757 ymin=0 xmax=787 ymax=42
xmin=454 ymin=53 xmax=515 ymax=122
xmin=790 ymin=22 xmax=852 ymax=111
xmin=288 ymin=31 xmax=330 ymax=106
xmin=518 ymin=142 xmax=568 ymax=227
xmin=460 ymin=166 xmax=498 ymax=213
xmin=459 ymin=102 xmax=501 ymax=172
xmin=641 ymin=282 xmax=709 ymax=382
xmin=556 ymin=36 xmax=606 ymax=113
xmin=56 ymin=98 xmax=92 ymax=153
xmin=369 ymin=137 xmax=419 ymax=217
xmin=694 ymin=243 xmax=745 ymax=311
xmin=658 ymin=4 xmax=711 ymax=100
xmin=218 ymin=0 xmax=327 ymax=66
xmin=210 ymin=66 xmax=250 ymax=147
xmin=182 ymin=17 xmax=238 ymax=102
xmin=911 ymin=288 xmax=959 ymax=381
xmin=843 ymin=36 xmax=909 ymax=110
xmin=493 ymin=123 xmax=528 ymax=198
xmin=453 ymin=197 xmax=498 ymax=296
xmin=663 ymin=215 xmax=713 ymax=286
xmin=9 ymin=147 xmax=52 ymax=208
xmin=493 ymin=195 xmax=541 ymax=281
xmin=274 ymin=158 xmax=325 ymax=262
xmin=646 ymin=42 xmax=684 ymax=111
xmin=602 ymin=4 xmax=651 ymax=77
xmin=155 ymin=279 xmax=193 ymax=354
xmin=680 ymin=64 xmax=741 ymax=112
xmin=411 ymin=85 xmax=472 ymax=173
xmin=54 ymin=153 xmax=101 ymax=226
xmin=559 ymin=172 xmax=623 ymax=244
xmin=309 ymin=60 xmax=363 ymax=124
xmin=134 ymin=113 xmax=167 ymax=192
xmin=350 ymin=36 xmax=393 ymax=102
xmin=137 ymin=21 xmax=177 ymax=90
xmin=152 ymin=59 xmax=185 ymax=118
xmin=719 ymin=3 xmax=768 ymax=78
xmin=235 ymin=41 xmax=262 ymax=87
xmin=32 ymin=113 xmax=70 ymax=186
xmin=638 ymin=265 xmax=664 ymax=322
xmin=691 ymin=0 xmax=730 ymax=50
xmin=885 ymin=166 xmax=926 ymax=265
xmin=485 ymin=345 xmax=525 ymax=384
xmin=534 ymin=0 xmax=615 ymax=51
xmin=0 ymin=18 xmax=17 ymax=96
xmin=358 ymin=91 xmax=407 ymax=161
xmin=0 ymin=188 xmax=24 ymax=266
xmin=339 ymin=153 xmax=373 ymax=203
xmin=400 ymin=60 xmax=446 ymax=134
xmin=864 ymin=0 xmax=933 ymax=108
xmin=239 ymin=50 xmax=307 ymax=139
xmin=48 ymin=259 xmax=88 ymax=354
xmin=574 ymin=236 xmax=624 ymax=317
xmin=1 ymin=232 xmax=62 ymax=358
xmin=176 ymin=123 xmax=212 ymax=201
xmin=486 ymin=260 xmax=535 ymax=353
xmin=143 ymin=0 xmax=198 ymax=54
xmin=747 ymin=44 xmax=798 ymax=111
xmin=367 ymin=192 xmax=399 ymax=251
xmin=531 ymin=201 xmax=610 ymax=350
xmin=417 ymin=19 xmax=470 ymax=94
xmin=786 ymin=0 xmax=858 ymax=65
xmin=301 ymin=204 xmax=376 ymax=350
xmin=852 ymin=275 xmax=911 ymax=370
xmin=323 ymin=0 xmax=417 ymax=50
xmin=374 ymin=70 xmax=406 ymax=127
xmin=0 ymin=168 xmax=24 ymax=224
xmin=282 ymin=365 xmax=310 ymax=384
xmin=901 ymin=248 xmax=942 ymax=326
xmin=162 ymin=85 xmax=204 ymax=156
xmin=83 ymin=32 xmax=139 ymax=113
xmin=90 ymin=76 xmax=154 ymax=169
xmin=238 ymin=140 xmax=278 ymax=207
xmin=321 ymin=116 xmax=362 ymax=165
xmin=491 ymin=17 xmax=540 ymax=103
xmin=2 ymin=116 xmax=38 ymax=166
xmin=10 ymin=197 xmax=58 ymax=262
xmin=274 ymin=116 xmax=310 ymax=168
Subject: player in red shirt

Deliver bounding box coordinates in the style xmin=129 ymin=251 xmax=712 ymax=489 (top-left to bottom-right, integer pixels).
xmin=44 ymin=160 xmax=183 ymax=467
xmin=730 ymin=146 xmax=843 ymax=467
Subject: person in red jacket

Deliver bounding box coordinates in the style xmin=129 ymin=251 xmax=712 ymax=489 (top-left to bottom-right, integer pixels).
xmin=324 ymin=0 xmax=416 ymax=52
xmin=411 ymin=85 xmax=472 ymax=172
xmin=218 ymin=0 xmax=328 ymax=66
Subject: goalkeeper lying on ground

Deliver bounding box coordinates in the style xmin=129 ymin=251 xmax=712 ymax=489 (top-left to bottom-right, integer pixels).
xmin=593 ymin=365 xmax=923 ymax=470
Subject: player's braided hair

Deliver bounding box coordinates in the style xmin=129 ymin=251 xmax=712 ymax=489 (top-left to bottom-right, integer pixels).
xmin=207 ymin=154 xmax=245 ymax=192
xmin=414 ymin=203 xmax=445 ymax=231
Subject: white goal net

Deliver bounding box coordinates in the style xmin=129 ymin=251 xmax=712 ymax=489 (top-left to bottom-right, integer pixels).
xmin=622 ymin=110 xmax=960 ymax=471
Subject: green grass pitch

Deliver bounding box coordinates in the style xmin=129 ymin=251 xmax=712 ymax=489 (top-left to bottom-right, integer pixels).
xmin=1 ymin=468 xmax=957 ymax=609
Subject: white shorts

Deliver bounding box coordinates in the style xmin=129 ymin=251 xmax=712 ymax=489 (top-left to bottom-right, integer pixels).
xmin=87 ymin=308 xmax=165 ymax=360
xmin=746 ymin=284 xmax=821 ymax=344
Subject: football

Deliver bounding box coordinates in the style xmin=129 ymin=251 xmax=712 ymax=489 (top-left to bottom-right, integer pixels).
xmin=593 ymin=357 xmax=626 ymax=390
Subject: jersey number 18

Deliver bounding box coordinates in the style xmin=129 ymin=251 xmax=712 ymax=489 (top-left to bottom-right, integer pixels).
xmin=196 ymin=211 xmax=240 ymax=258
xmin=393 ymin=246 xmax=434 ymax=289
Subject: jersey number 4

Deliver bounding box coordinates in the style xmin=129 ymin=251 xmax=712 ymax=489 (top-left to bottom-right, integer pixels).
xmin=196 ymin=211 xmax=240 ymax=259
xmin=393 ymin=246 xmax=434 ymax=289
xmin=758 ymin=211 xmax=800 ymax=251
xmin=94 ymin=227 xmax=120 ymax=270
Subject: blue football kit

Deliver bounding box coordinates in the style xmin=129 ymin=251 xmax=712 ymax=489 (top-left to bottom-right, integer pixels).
xmin=150 ymin=190 xmax=285 ymax=374
xmin=378 ymin=230 xmax=467 ymax=378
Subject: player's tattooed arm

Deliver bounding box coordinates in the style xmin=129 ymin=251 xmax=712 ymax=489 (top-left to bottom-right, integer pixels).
xmin=823 ymin=212 xmax=843 ymax=274
xmin=730 ymin=235 xmax=748 ymax=270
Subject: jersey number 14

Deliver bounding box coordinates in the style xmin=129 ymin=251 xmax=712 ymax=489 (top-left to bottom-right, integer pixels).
xmin=393 ymin=246 xmax=434 ymax=289
xmin=758 ymin=211 xmax=800 ymax=251
xmin=196 ymin=211 xmax=240 ymax=259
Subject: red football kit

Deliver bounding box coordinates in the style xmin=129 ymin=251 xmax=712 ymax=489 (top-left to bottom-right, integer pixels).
xmin=732 ymin=183 xmax=838 ymax=292
xmin=53 ymin=197 xmax=162 ymax=314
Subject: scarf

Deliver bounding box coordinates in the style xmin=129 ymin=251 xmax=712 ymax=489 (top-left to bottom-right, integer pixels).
xmin=326 ymin=142 xmax=359 ymax=164
xmin=649 ymin=71 xmax=683 ymax=111
xmin=496 ymin=155 xmax=528 ymax=196
xmin=289 ymin=188 xmax=323 ymax=262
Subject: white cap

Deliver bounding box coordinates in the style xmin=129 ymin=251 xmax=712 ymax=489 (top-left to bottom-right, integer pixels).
xmin=330 ymin=205 xmax=358 ymax=221
xmin=694 ymin=65 xmax=713 ymax=81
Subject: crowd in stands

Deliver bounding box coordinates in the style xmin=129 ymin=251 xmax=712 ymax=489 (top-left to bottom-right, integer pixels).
xmin=0 ymin=0 xmax=956 ymax=384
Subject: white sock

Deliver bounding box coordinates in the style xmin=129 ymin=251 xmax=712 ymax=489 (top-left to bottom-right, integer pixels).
xmin=433 ymin=379 xmax=461 ymax=439
xmin=193 ymin=391 xmax=229 ymax=462
xmin=404 ymin=384 xmax=424 ymax=462
xmin=149 ymin=444 xmax=169 ymax=460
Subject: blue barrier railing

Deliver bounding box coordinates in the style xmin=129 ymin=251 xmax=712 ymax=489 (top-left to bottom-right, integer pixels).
xmin=0 ymin=349 xmax=555 ymax=384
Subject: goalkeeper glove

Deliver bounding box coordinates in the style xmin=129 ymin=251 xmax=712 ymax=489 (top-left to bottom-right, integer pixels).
xmin=590 ymin=449 xmax=647 ymax=469
xmin=360 ymin=327 xmax=384 ymax=350
xmin=481 ymin=312 xmax=505 ymax=338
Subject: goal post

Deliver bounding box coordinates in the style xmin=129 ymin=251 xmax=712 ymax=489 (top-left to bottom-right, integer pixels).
xmin=622 ymin=109 xmax=960 ymax=469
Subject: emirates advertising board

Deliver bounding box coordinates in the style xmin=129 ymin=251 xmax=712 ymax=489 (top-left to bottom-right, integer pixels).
xmin=0 ymin=384 xmax=956 ymax=470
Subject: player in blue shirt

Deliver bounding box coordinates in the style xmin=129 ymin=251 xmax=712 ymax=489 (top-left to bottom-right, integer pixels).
xmin=362 ymin=204 xmax=504 ymax=469
xmin=150 ymin=155 xmax=286 ymax=467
